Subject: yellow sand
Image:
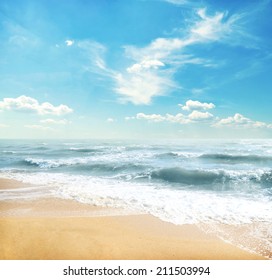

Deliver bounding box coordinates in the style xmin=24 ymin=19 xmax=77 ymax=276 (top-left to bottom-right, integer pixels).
xmin=0 ymin=179 xmax=265 ymax=260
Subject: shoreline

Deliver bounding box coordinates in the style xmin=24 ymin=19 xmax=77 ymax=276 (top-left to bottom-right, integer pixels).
xmin=0 ymin=178 xmax=267 ymax=260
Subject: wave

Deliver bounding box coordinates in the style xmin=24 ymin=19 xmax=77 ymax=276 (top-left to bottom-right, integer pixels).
xmin=15 ymin=157 xmax=272 ymax=188
xmin=156 ymin=152 xmax=179 ymax=158
xmin=150 ymin=167 xmax=272 ymax=188
xmin=33 ymin=146 xmax=49 ymax=151
xmin=2 ymin=151 xmax=16 ymax=154
xmin=23 ymin=157 xmax=88 ymax=168
xmin=259 ymin=172 xmax=272 ymax=187
xmin=151 ymin=168 xmax=229 ymax=185
xmin=156 ymin=152 xmax=272 ymax=163
xmin=72 ymin=163 xmax=146 ymax=173
xmin=199 ymin=153 xmax=272 ymax=163
xmin=156 ymin=152 xmax=202 ymax=159
xmin=22 ymin=157 xmax=147 ymax=172
xmin=68 ymin=148 xmax=100 ymax=153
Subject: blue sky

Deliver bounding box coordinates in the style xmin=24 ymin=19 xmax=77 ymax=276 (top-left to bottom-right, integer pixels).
xmin=0 ymin=0 xmax=272 ymax=139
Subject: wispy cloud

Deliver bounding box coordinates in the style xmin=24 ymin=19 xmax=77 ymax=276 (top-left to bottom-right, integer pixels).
xmin=190 ymin=8 xmax=240 ymax=42
xmin=69 ymin=7 xmax=245 ymax=105
xmin=191 ymin=88 xmax=208 ymax=95
xmin=63 ymin=7 xmax=251 ymax=106
xmin=77 ymin=40 xmax=114 ymax=77
xmin=113 ymin=8 xmax=244 ymax=104
xmin=234 ymin=54 xmax=272 ymax=80
xmin=5 ymin=21 xmax=41 ymax=48
xmin=0 ymin=96 xmax=73 ymax=115
xmin=124 ymin=8 xmax=242 ymax=60
xmin=55 ymin=4 xmax=251 ymax=105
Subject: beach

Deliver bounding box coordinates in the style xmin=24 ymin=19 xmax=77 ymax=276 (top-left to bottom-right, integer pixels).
xmin=0 ymin=178 xmax=265 ymax=260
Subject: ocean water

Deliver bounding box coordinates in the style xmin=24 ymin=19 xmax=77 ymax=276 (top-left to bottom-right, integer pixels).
xmin=0 ymin=139 xmax=272 ymax=257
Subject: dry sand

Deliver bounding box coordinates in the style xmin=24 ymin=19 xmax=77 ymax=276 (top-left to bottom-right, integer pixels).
xmin=0 ymin=178 xmax=265 ymax=260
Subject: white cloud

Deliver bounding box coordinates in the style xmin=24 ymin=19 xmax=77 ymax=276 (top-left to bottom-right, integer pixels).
xmin=136 ymin=111 xmax=212 ymax=124
xmin=135 ymin=100 xmax=215 ymax=124
xmin=0 ymin=96 xmax=73 ymax=115
xmin=179 ymin=100 xmax=215 ymax=111
xmin=136 ymin=113 xmax=165 ymax=122
xmin=188 ymin=110 xmax=214 ymax=120
xmin=24 ymin=125 xmax=53 ymax=131
xmin=132 ymin=111 xmax=272 ymax=128
xmin=114 ymin=71 xmax=174 ymax=104
xmin=106 ymin=118 xmax=115 ymax=122
xmin=214 ymin=113 xmax=272 ymax=129
xmin=40 ymin=119 xmax=69 ymax=125
xmin=65 ymin=40 xmax=74 ymax=46
xmin=136 ymin=112 xmax=191 ymax=124
xmin=165 ymin=113 xmax=191 ymax=124
xmin=127 ymin=59 xmax=165 ymax=73
xmin=128 ymin=103 xmax=271 ymax=130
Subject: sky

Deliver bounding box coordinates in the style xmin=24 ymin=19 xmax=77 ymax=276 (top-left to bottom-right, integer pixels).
xmin=0 ymin=0 xmax=272 ymax=139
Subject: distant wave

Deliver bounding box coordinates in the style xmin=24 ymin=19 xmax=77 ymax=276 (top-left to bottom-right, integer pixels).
xmin=199 ymin=153 xmax=272 ymax=163
xmin=33 ymin=146 xmax=49 ymax=151
xmin=156 ymin=152 xmax=272 ymax=163
xmin=2 ymin=151 xmax=16 ymax=154
xmin=68 ymin=147 xmax=100 ymax=153
xmin=156 ymin=152 xmax=202 ymax=159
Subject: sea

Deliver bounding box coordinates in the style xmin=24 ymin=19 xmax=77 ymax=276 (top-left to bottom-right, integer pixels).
xmin=0 ymin=139 xmax=271 ymax=258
